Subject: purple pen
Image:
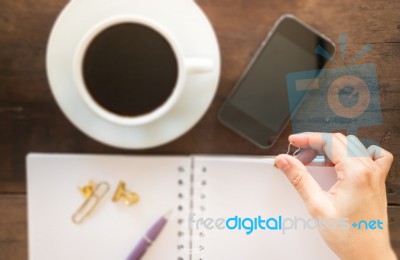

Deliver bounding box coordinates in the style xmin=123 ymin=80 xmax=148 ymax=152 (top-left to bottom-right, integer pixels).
xmin=127 ymin=211 xmax=172 ymax=260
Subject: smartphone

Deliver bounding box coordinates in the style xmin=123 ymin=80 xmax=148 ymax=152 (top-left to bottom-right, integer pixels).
xmin=219 ymin=14 xmax=335 ymax=149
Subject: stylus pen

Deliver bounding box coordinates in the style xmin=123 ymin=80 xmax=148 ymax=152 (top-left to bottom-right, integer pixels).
xmin=126 ymin=211 xmax=172 ymax=260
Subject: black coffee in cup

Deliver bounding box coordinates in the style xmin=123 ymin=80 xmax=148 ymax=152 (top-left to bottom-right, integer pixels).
xmin=82 ymin=23 xmax=178 ymax=117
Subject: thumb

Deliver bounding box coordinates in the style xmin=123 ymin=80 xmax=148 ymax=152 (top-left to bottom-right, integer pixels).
xmin=275 ymin=154 xmax=329 ymax=217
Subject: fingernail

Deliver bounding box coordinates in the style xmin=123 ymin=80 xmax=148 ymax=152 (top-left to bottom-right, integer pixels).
xmin=291 ymin=132 xmax=309 ymax=137
xmin=275 ymin=157 xmax=288 ymax=170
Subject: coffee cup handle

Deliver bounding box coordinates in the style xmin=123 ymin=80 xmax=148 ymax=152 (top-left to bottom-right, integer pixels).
xmin=185 ymin=58 xmax=213 ymax=74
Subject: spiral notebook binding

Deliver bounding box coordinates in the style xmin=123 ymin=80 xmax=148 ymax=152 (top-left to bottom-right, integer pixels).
xmin=177 ymin=161 xmax=207 ymax=260
xmin=177 ymin=164 xmax=189 ymax=259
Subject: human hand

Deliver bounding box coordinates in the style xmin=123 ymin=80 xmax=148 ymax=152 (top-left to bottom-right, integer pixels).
xmin=275 ymin=132 xmax=396 ymax=260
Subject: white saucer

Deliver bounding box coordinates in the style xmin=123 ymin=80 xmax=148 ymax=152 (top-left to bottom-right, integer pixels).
xmin=46 ymin=0 xmax=220 ymax=149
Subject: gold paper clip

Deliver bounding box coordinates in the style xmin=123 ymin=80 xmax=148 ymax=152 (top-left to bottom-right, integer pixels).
xmin=79 ymin=179 xmax=96 ymax=199
xmin=287 ymin=143 xmax=301 ymax=157
xmin=112 ymin=181 xmax=140 ymax=206
xmin=72 ymin=181 xmax=110 ymax=224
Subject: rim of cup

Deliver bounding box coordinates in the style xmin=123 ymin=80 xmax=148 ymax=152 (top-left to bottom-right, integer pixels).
xmin=73 ymin=15 xmax=185 ymax=126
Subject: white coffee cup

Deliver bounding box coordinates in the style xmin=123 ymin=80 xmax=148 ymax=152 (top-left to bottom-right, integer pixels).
xmin=73 ymin=15 xmax=213 ymax=126
xmin=47 ymin=0 xmax=220 ymax=149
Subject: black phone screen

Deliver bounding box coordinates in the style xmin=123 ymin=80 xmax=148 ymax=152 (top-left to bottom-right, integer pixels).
xmin=219 ymin=16 xmax=335 ymax=148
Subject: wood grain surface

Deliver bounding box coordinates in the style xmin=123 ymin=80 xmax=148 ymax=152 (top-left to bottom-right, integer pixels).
xmin=0 ymin=0 xmax=399 ymax=259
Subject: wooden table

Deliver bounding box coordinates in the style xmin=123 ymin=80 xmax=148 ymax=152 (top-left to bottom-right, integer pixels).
xmin=0 ymin=0 xmax=399 ymax=258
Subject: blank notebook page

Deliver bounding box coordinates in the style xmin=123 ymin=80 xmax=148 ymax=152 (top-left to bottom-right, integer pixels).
xmin=193 ymin=156 xmax=338 ymax=260
xmin=27 ymin=154 xmax=189 ymax=260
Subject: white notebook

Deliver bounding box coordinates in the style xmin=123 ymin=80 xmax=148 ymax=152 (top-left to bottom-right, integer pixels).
xmin=27 ymin=154 xmax=338 ymax=260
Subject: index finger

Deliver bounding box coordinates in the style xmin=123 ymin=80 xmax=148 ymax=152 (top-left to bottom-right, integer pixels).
xmin=289 ymin=132 xmax=349 ymax=165
xmin=367 ymin=145 xmax=394 ymax=175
